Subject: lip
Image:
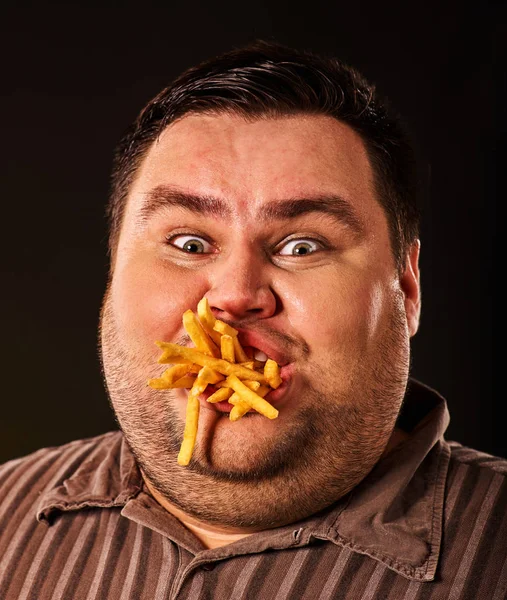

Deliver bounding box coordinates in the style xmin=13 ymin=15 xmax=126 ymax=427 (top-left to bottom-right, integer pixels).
xmin=172 ymin=328 xmax=297 ymax=413
xmin=267 ymin=362 xmax=295 ymax=402
xmin=235 ymin=329 xmax=292 ymax=366
xmin=197 ymin=386 xmax=234 ymax=413
xmin=202 ymin=398 xmax=235 ymax=413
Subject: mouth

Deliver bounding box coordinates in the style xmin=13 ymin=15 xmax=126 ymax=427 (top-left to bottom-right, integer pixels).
xmin=236 ymin=330 xmax=292 ymax=368
xmin=200 ymin=369 xmax=295 ymax=414
xmin=237 ymin=331 xmax=296 ymax=398
xmin=201 ymin=330 xmax=296 ymax=413
xmin=172 ymin=328 xmax=297 ymax=413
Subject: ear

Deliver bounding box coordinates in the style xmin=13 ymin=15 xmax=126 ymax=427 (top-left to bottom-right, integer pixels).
xmin=400 ymin=240 xmax=421 ymax=337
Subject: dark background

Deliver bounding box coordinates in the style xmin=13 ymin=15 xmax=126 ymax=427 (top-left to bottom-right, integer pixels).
xmin=1 ymin=1 xmax=505 ymax=463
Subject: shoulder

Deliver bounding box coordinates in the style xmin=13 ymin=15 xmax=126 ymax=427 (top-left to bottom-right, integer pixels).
xmin=0 ymin=431 xmax=142 ymax=599
xmin=435 ymin=442 xmax=507 ymax=596
xmin=0 ymin=431 xmax=124 ymax=511
xmin=443 ymin=440 xmax=507 ymax=523
xmin=443 ymin=440 xmax=507 ymax=524
xmin=447 ymin=441 xmax=507 ymax=474
xmin=0 ymin=430 xmax=123 ymax=476
xmin=444 ymin=440 xmax=507 ymax=506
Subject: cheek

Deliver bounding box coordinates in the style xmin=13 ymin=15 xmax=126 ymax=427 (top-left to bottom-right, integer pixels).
xmin=285 ymin=272 xmax=392 ymax=356
xmin=110 ymin=254 xmax=209 ymax=350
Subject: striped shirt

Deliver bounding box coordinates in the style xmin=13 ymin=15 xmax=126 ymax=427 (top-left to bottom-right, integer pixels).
xmin=0 ymin=380 xmax=506 ymax=599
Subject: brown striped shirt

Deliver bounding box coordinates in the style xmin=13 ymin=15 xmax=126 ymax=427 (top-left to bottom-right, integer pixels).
xmin=1 ymin=380 xmax=506 ymax=599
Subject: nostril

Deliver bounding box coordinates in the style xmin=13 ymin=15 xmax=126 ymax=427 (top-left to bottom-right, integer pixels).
xmin=207 ymin=286 xmax=279 ymax=320
xmin=211 ymin=304 xmax=267 ymax=319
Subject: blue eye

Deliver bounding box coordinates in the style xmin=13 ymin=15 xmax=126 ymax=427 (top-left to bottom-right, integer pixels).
xmin=170 ymin=235 xmax=213 ymax=254
xmin=278 ymin=239 xmax=320 ymax=256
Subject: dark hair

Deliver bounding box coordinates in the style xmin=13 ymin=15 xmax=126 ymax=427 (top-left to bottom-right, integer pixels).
xmin=107 ymin=41 xmax=420 ymax=271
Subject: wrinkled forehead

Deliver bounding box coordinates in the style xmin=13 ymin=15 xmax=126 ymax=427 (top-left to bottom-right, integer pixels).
xmin=123 ymin=112 xmax=384 ymax=231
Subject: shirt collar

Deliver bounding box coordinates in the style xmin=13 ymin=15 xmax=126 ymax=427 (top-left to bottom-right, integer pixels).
xmin=37 ymin=379 xmax=450 ymax=581
xmin=36 ymin=432 xmax=142 ymax=519
xmin=309 ymin=379 xmax=451 ymax=581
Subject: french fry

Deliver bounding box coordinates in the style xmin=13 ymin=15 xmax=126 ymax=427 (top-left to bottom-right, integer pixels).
xmin=162 ymin=363 xmax=200 ymax=383
xmin=220 ymin=334 xmax=235 ymax=362
xmin=228 ymin=392 xmax=242 ymax=405
xmin=183 ymin=310 xmax=220 ymax=357
xmin=190 ymin=376 xmax=208 ymax=397
xmin=190 ymin=366 xmax=224 ymax=397
xmin=160 ymin=357 xmax=200 ymax=366
xmin=178 ymin=395 xmax=199 ymax=466
xmin=215 ymin=379 xmax=231 ymax=388
xmin=225 ymin=375 xmax=278 ymax=419
xmin=228 ymin=381 xmax=265 ymax=420
xmin=196 ymin=296 xmax=215 ymax=329
xmin=233 ymin=337 xmax=250 ymax=362
xmin=152 ymin=297 xmax=285 ymax=466
xmin=196 ymin=366 xmax=224 ymax=385
xmin=170 ymin=376 xmax=197 ymax=388
xmin=207 ymin=387 xmax=234 ymax=403
xmin=256 ymin=385 xmax=271 ymax=398
xmin=213 ymin=319 xmax=238 ymax=337
xmin=239 ymin=361 xmax=255 ymax=370
xmin=148 ymin=374 xmax=196 ymax=389
xmin=213 ymin=322 xmax=251 ymax=364
xmin=156 ymin=343 xmax=267 ymax=384
xmin=147 ymin=377 xmax=173 ymax=389
xmin=147 ymin=363 xmax=201 ymax=389
xmin=229 ymin=380 xmax=266 ymax=419
xmin=264 ymin=359 xmax=282 ymax=389
xmin=214 ymin=378 xmax=260 ymax=389
xmin=230 ymin=401 xmax=251 ymax=421
xmin=198 ymin=304 xmax=250 ymax=361
xmin=196 ymin=297 xmax=223 ymax=346
xmin=242 ymin=381 xmax=261 ymax=392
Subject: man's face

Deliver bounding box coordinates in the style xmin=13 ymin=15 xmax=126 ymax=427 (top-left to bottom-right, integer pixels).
xmin=100 ymin=113 xmax=420 ymax=529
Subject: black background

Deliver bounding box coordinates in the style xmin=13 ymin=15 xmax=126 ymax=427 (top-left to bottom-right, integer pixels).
xmin=1 ymin=1 xmax=505 ymax=463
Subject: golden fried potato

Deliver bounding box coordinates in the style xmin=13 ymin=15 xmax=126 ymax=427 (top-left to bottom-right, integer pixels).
xmin=183 ymin=310 xmax=220 ymax=357
xmin=178 ymin=395 xmax=199 ymax=466
xmin=156 ymin=343 xmax=267 ymax=384
xmin=226 ymin=375 xmax=278 ymax=419
xmin=153 ymin=298 xmax=283 ymax=466
xmin=220 ymin=334 xmax=235 ymax=362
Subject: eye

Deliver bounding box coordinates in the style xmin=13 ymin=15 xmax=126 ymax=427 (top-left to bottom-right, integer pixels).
xmin=278 ymin=238 xmax=321 ymax=256
xmin=169 ymin=235 xmax=214 ymax=254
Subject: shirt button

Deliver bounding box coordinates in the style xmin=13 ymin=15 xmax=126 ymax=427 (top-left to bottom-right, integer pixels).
xmin=201 ymin=563 xmax=216 ymax=571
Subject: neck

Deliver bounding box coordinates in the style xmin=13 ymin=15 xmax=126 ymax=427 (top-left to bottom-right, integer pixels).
xmin=142 ymin=475 xmax=254 ymax=549
xmin=142 ymin=427 xmax=408 ymax=549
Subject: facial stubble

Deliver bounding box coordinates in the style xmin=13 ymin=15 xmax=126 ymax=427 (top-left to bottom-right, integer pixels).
xmin=99 ymin=288 xmax=410 ymax=529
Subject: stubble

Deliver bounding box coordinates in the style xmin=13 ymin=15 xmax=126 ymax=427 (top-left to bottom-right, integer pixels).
xmin=99 ymin=287 xmax=410 ymax=529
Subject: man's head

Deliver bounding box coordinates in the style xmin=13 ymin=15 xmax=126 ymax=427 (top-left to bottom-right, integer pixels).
xmin=107 ymin=41 xmax=419 ymax=273
xmin=99 ymin=41 xmax=421 ymax=530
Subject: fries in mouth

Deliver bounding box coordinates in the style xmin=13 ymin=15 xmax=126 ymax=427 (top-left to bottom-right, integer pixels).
xmin=148 ymin=297 xmax=282 ymax=466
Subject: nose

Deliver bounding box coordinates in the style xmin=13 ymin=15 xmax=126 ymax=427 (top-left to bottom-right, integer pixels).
xmin=205 ymin=248 xmax=278 ymax=321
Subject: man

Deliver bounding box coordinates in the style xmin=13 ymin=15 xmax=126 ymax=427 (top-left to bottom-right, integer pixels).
xmin=0 ymin=41 xmax=505 ymax=600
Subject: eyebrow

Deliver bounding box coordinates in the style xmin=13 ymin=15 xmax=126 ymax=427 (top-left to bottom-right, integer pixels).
xmin=138 ymin=185 xmax=232 ymax=221
xmin=139 ymin=185 xmax=364 ymax=235
xmin=259 ymin=197 xmax=364 ymax=236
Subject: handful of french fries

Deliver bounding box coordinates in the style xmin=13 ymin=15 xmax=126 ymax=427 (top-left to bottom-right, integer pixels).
xmin=148 ymin=297 xmax=282 ymax=466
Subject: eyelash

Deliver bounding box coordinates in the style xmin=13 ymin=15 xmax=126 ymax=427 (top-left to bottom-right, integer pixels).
xmin=165 ymin=231 xmax=216 ymax=252
xmin=165 ymin=232 xmax=329 ymax=256
xmin=274 ymin=235 xmax=327 ymax=255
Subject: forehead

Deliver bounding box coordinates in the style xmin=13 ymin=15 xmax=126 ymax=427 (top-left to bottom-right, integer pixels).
xmin=126 ymin=113 xmax=383 ymax=225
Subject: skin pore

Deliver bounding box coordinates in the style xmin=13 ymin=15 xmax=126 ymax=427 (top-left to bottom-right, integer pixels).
xmin=100 ymin=113 xmax=420 ymax=548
